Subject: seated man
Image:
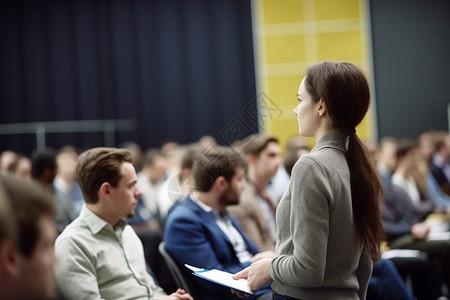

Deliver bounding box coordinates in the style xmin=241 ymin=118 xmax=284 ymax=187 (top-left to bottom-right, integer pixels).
xmin=0 ymin=174 xmax=57 ymax=300
xmin=54 ymin=147 xmax=192 ymax=300
xmin=228 ymin=134 xmax=282 ymax=252
xmin=164 ymin=146 xmax=273 ymax=300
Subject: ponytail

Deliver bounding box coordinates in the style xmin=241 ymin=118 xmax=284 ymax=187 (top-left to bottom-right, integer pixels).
xmin=347 ymin=132 xmax=384 ymax=263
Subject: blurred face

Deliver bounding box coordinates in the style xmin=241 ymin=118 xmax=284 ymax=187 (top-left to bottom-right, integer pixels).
xmin=56 ymin=152 xmax=77 ymax=180
xmin=400 ymin=148 xmax=420 ymax=171
xmin=14 ymin=157 xmax=31 ymax=180
xmin=294 ymin=77 xmax=320 ymax=137
xmin=365 ymin=142 xmax=380 ymax=168
xmin=110 ymin=162 xmax=142 ymax=219
xmin=19 ymin=215 xmax=57 ymax=299
xmin=220 ymin=166 xmax=246 ymax=206
xmin=254 ymin=142 xmax=282 ymax=179
xmin=379 ymin=142 xmax=398 ymax=172
xmin=150 ymin=156 xmax=167 ymax=183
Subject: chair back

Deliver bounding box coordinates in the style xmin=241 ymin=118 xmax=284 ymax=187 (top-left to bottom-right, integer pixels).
xmin=158 ymin=241 xmax=202 ymax=299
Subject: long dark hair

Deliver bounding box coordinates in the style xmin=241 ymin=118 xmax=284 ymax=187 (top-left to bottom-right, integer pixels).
xmin=305 ymin=61 xmax=384 ymax=263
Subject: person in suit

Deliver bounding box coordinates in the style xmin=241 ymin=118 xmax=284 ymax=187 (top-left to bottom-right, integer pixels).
xmin=164 ymin=146 xmax=273 ymax=300
xmin=228 ymin=134 xmax=282 ymax=252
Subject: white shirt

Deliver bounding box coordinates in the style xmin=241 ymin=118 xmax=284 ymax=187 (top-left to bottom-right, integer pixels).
xmin=254 ymin=189 xmax=277 ymax=241
xmin=196 ymin=200 xmax=252 ymax=264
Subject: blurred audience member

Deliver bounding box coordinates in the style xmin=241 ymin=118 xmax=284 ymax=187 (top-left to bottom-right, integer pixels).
xmin=392 ymin=139 xmax=436 ymax=220
xmin=0 ymin=174 xmax=57 ymax=300
xmin=7 ymin=154 xmax=31 ymax=180
xmin=119 ymin=141 xmax=144 ymax=172
xmin=160 ymin=144 xmax=199 ymax=219
xmin=271 ymin=135 xmax=309 ymax=200
xmin=31 ymin=150 xmax=76 ymax=235
xmin=198 ymin=135 xmax=217 ymax=149
xmin=430 ymin=132 xmax=450 ymax=196
xmin=418 ymin=130 xmax=436 ymax=165
xmin=53 ymin=146 xmax=84 ymax=215
xmin=377 ymin=139 xmax=450 ymax=298
xmin=163 ymin=142 xmax=185 ymax=180
xmin=0 ymin=150 xmax=18 ymax=173
xmin=378 ymin=137 xmax=399 ymax=179
xmin=138 ymin=148 xmax=168 ymax=228
xmin=228 ymin=134 xmax=282 ymax=252
xmin=367 ymin=140 xmax=444 ymax=300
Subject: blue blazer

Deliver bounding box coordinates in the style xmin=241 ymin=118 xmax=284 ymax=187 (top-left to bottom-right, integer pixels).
xmin=164 ymin=195 xmax=271 ymax=300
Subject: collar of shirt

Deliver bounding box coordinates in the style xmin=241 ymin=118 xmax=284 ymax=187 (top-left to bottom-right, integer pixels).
xmin=80 ymin=205 xmax=127 ymax=236
xmin=193 ymin=195 xmax=229 ymax=220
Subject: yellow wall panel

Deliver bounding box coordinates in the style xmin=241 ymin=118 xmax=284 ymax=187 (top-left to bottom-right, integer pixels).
xmin=262 ymin=0 xmax=303 ymax=24
xmin=315 ymin=0 xmax=361 ymax=20
xmin=256 ymin=0 xmax=374 ymax=143
xmin=267 ymin=119 xmax=298 ymax=147
xmin=264 ymin=35 xmax=306 ymax=64
xmin=266 ymin=76 xmax=301 ymax=106
xmin=317 ymin=31 xmax=362 ymax=61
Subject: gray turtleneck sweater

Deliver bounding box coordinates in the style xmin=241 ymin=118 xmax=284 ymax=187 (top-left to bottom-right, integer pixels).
xmin=270 ymin=131 xmax=371 ymax=300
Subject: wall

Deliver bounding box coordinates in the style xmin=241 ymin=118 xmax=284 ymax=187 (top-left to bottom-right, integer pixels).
xmin=253 ymin=0 xmax=374 ymax=150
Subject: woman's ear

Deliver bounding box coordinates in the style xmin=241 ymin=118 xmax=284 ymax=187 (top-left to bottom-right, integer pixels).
xmin=317 ymin=98 xmax=327 ymax=117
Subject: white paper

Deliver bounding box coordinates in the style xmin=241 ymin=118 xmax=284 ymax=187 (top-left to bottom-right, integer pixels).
xmin=185 ymin=264 xmax=253 ymax=294
xmin=382 ymin=249 xmax=422 ymax=259
xmin=427 ymin=231 xmax=450 ymax=241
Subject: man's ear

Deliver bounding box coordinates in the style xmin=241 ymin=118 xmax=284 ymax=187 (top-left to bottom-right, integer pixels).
xmin=98 ymin=182 xmax=112 ymax=200
xmin=214 ymin=176 xmax=228 ymax=192
xmin=317 ymin=98 xmax=327 ymax=117
xmin=0 ymin=241 xmax=21 ymax=277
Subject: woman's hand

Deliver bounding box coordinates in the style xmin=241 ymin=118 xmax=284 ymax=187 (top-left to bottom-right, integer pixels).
xmin=251 ymin=250 xmax=275 ymax=262
xmin=232 ymin=258 xmax=273 ymax=296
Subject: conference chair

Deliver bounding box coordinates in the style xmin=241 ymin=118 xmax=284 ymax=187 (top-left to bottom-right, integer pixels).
xmin=158 ymin=241 xmax=202 ymax=299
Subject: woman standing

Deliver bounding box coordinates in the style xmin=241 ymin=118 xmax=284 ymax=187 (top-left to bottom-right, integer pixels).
xmin=233 ymin=61 xmax=384 ymax=300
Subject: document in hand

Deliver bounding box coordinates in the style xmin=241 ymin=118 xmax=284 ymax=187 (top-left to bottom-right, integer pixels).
xmin=185 ymin=264 xmax=253 ymax=295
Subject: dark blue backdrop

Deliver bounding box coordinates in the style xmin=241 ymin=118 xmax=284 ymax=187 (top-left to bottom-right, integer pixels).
xmin=0 ymin=0 xmax=258 ymax=155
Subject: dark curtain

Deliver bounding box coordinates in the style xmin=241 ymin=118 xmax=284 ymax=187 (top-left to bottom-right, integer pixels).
xmin=369 ymin=0 xmax=450 ymax=139
xmin=0 ymin=0 xmax=258 ymax=155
